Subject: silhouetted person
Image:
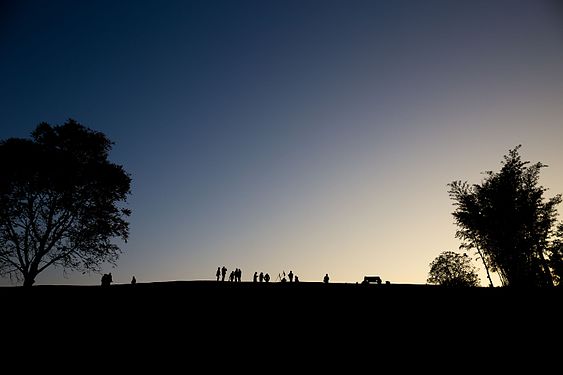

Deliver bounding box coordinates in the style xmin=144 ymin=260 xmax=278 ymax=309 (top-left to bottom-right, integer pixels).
xmin=216 ymin=267 xmax=221 ymax=281
xmin=229 ymin=270 xmax=235 ymax=282
xmin=131 ymin=275 xmax=136 ymax=285
xmin=253 ymin=272 xmax=258 ymax=282
xmin=101 ymin=272 xmax=113 ymax=286
xmin=288 ymin=270 xmax=294 ymax=282
xmin=295 ymin=275 xmax=299 ymax=282
xmin=221 ymin=266 xmax=227 ymax=281
xmin=259 ymin=272 xmax=264 ymax=282
xmin=264 ymin=273 xmax=270 ymax=282
xmin=323 ymin=273 xmax=329 ymax=283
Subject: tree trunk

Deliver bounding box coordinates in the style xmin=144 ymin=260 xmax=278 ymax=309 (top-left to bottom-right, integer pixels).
xmin=538 ymin=250 xmax=554 ymax=287
xmin=23 ymin=264 xmax=38 ymax=288
xmin=23 ymin=262 xmax=40 ymax=287
xmin=475 ymin=244 xmax=494 ymax=287
xmin=23 ymin=276 xmax=36 ymax=287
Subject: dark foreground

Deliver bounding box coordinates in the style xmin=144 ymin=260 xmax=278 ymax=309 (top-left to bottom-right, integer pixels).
xmin=2 ymin=281 xmax=561 ymax=361
xmin=3 ymin=281 xmax=560 ymax=322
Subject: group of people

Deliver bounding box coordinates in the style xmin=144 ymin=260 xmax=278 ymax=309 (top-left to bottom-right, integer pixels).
xmin=252 ymin=271 xmax=271 ymax=282
xmin=216 ymin=266 xmax=243 ymax=282
xmin=100 ymin=268 xmax=330 ymax=286
xmin=216 ymin=267 xmax=330 ymax=283
xmin=278 ymin=270 xmax=299 ymax=283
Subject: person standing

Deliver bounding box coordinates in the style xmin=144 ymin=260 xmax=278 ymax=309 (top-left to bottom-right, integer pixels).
xmin=323 ymin=273 xmax=329 ymax=284
xmin=216 ymin=267 xmax=221 ymax=281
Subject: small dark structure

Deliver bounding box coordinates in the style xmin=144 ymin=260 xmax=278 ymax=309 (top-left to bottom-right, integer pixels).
xmin=362 ymin=275 xmax=382 ymax=285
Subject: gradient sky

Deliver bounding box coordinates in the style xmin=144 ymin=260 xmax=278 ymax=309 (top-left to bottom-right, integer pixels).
xmin=1 ymin=0 xmax=562 ymax=286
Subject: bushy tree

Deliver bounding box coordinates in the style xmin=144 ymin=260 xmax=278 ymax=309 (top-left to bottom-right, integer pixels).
xmin=548 ymin=222 xmax=563 ymax=286
xmin=0 ymin=119 xmax=131 ymax=286
xmin=427 ymin=251 xmax=480 ymax=287
xmin=448 ymin=145 xmax=561 ymax=287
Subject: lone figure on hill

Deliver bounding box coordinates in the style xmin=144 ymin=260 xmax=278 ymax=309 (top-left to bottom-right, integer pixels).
xmin=323 ymin=273 xmax=329 ymax=284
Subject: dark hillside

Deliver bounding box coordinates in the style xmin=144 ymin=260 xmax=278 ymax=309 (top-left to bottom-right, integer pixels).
xmin=3 ymin=281 xmax=559 ymax=322
xmin=2 ymin=281 xmax=560 ymax=360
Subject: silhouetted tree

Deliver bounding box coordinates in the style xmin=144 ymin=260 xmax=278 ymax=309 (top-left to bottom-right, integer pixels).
xmin=427 ymin=251 xmax=480 ymax=287
xmin=0 ymin=119 xmax=131 ymax=287
xmin=448 ymin=145 xmax=561 ymax=287
xmin=548 ymin=222 xmax=563 ymax=286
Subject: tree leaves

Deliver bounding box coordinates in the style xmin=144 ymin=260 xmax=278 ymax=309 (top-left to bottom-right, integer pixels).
xmin=448 ymin=146 xmax=561 ymax=287
xmin=0 ymin=120 xmax=131 ymax=286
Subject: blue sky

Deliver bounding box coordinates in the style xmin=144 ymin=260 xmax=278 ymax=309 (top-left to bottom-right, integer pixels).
xmin=1 ymin=0 xmax=562 ymax=285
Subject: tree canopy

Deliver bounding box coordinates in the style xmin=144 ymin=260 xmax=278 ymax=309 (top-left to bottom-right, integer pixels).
xmin=427 ymin=251 xmax=480 ymax=287
xmin=448 ymin=145 xmax=562 ymax=287
xmin=0 ymin=119 xmax=131 ymax=286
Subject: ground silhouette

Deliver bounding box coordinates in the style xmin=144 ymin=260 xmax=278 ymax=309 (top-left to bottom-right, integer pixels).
xmin=2 ymin=280 xmax=559 ymax=358
xmin=3 ymin=280 xmax=559 ymax=321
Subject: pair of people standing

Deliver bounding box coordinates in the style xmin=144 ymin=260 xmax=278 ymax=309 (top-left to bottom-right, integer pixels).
xmin=216 ymin=266 xmax=228 ymax=281
xmin=253 ymin=271 xmax=270 ymax=282
xmin=101 ymin=272 xmax=113 ymax=286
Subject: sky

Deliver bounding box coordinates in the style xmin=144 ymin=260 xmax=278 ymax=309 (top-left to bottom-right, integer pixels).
xmin=1 ymin=0 xmax=562 ymax=286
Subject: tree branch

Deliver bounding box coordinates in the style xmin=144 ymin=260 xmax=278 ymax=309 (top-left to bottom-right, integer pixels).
xmin=37 ymin=245 xmax=76 ymax=273
xmin=1 ymin=217 xmax=27 ymax=270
